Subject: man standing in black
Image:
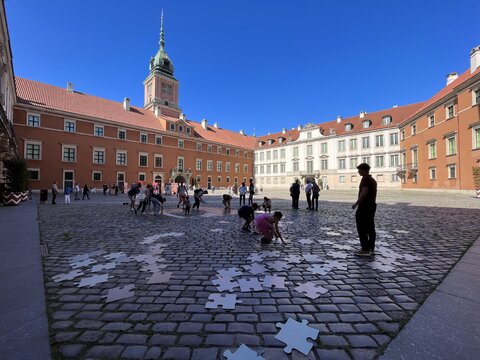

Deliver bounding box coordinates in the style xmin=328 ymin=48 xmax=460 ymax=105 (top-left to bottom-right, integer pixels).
xmin=352 ymin=163 xmax=377 ymax=256
xmin=289 ymin=179 xmax=300 ymax=209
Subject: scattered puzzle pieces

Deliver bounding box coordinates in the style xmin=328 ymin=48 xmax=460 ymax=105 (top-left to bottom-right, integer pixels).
xmin=327 ymin=251 xmax=348 ymax=259
xmin=70 ymin=258 xmax=96 ymax=269
xmin=147 ymin=271 xmax=172 ymax=284
xmin=324 ymin=259 xmax=348 ymax=270
xmin=262 ymin=275 xmax=286 ymax=289
xmin=91 ymin=262 xmax=117 ymax=272
xmin=212 ymin=277 xmax=239 ymax=293
xmin=302 ymin=254 xmax=323 ymax=263
xmin=104 ymin=252 xmax=127 ymax=260
xmin=76 ymin=274 xmax=110 ymax=287
xmin=246 ymin=253 xmax=264 ymax=263
xmin=294 ymin=282 xmax=329 ymax=299
xmin=223 ymin=344 xmax=265 ymax=360
xmin=243 ymin=263 xmax=268 ymax=275
xmin=103 ymin=284 xmax=135 ymax=303
xmin=52 ymin=269 xmax=84 ymax=283
xmin=238 ymin=278 xmax=263 ymax=292
xmin=265 ymin=260 xmax=291 ymax=272
xmin=217 ymin=267 xmax=243 ymax=279
xmin=275 ymin=318 xmax=319 ymax=355
xmin=205 ymin=293 xmax=242 ymax=310
xmin=306 ymin=264 xmax=331 ymax=276
xmin=285 ymin=254 xmax=303 ymax=264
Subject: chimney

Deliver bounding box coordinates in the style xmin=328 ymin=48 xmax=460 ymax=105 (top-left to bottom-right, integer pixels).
xmin=179 ymin=113 xmax=186 ymax=121
xmin=471 ymin=45 xmax=480 ymax=73
xmin=393 ymin=105 xmax=398 ymax=108
xmin=336 ymin=115 xmax=342 ymax=123
xmin=239 ymin=129 xmax=244 ymax=135
xmin=359 ymin=111 xmax=366 ymax=118
xmin=201 ymin=118 xmax=207 ymax=130
xmin=154 ymin=106 xmax=161 ymax=117
xmin=213 ymin=122 xmax=218 ymax=128
xmin=297 ymin=124 xmax=302 ymax=131
xmin=282 ymin=128 xmax=286 ymax=134
xmin=67 ymin=82 xmax=74 ymax=92
xmin=446 ymin=72 xmax=458 ymax=86
xmin=123 ymin=97 xmax=131 ymax=111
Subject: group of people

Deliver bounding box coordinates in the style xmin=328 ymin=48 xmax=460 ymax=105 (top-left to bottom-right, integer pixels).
xmin=127 ymin=183 xmax=167 ymax=215
xmin=289 ymin=178 xmax=320 ymax=210
xmin=52 ymin=181 xmax=90 ymax=205
xmin=237 ymin=202 xmax=283 ymax=244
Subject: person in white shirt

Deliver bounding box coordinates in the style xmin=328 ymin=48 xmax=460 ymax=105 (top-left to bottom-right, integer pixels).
xmin=304 ymin=180 xmax=313 ymax=210
xmin=238 ymin=182 xmax=247 ymax=206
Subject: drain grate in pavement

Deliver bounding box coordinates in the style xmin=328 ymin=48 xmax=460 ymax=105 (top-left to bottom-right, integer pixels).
xmin=41 ymin=243 xmax=49 ymax=256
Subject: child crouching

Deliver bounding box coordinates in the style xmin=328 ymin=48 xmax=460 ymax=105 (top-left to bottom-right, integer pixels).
xmin=262 ymin=197 xmax=272 ymax=213
xmin=255 ymin=211 xmax=283 ymax=244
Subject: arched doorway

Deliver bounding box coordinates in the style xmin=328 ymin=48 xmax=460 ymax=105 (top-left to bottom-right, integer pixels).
xmin=174 ymin=175 xmax=186 ymax=185
xmin=154 ymin=175 xmax=162 ymax=193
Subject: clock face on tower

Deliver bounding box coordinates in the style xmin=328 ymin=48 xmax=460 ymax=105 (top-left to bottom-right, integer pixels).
xmin=162 ymin=83 xmax=172 ymax=95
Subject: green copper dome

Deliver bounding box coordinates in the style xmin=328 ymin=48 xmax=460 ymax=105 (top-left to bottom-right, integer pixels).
xmin=149 ymin=11 xmax=174 ymax=76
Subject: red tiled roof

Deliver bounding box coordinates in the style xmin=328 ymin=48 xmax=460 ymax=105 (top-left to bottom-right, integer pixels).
xmin=255 ymin=128 xmax=300 ymax=149
xmin=14 ymin=77 xmax=256 ymax=149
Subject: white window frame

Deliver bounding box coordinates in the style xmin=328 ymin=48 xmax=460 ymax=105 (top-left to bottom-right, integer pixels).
xmin=207 ymin=160 xmax=213 ymax=172
xmin=280 ymin=149 xmax=286 ymax=158
xmin=217 ymin=161 xmax=222 ymax=172
xmin=93 ymin=147 xmax=106 ymax=164
xmin=94 ymin=124 xmax=104 ymax=137
xmin=154 ymin=154 xmax=163 ymax=168
xmin=362 ymin=120 xmax=371 ymax=129
xmin=307 ymin=144 xmax=313 ymax=155
xmin=178 ymin=139 xmax=184 ymax=148
xmin=338 ymin=158 xmax=346 ymax=169
xmin=473 ymin=87 xmax=480 ymax=106
xmin=411 ymin=123 xmax=417 ymax=136
xmin=169 ymin=123 xmax=175 ymax=131
xmin=118 ymin=128 xmax=127 ymax=140
xmin=447 ymin=164 xmax=457 ymax=179
xmin=390 ymin=133 xmax=399 ymax=145
xmin=350 ymin=138 xmax=357 ymax=150
xmin=64 ymin=119 xmax=76 ymax=132
xmin=217 ymin=146 xmax=222 ymax=155
xmin=445 ymin=103 xmax=455 ymax=119
xmin=338 ymin=140 xmax=345 ymax=152
xmin=472 ymin=125 xmax=480 ymax=150
xmin=62 ymin=144 xmax=77 ymax=163
xmin=375 ymin=135 xmax=384 ymax=147
xmin=116 ymin=150 xmax=127 ymax=166
xmin=24 ymin=140 xmax=42 ymax=160
xmin=196 ymin=142 xmax=202 ymax=151
xmin=235 ymin=163 xmax=240 ymax=173
xmin=428 ymin=114 xmax=435 ymax=128
xmin=140 ymin=132 xmax=148 ymax=143
xmin=429 ymin=167 xmax=436 ymax=180
xmin=446 ymin=135 xmax=457 ymax=156
xmin=27 ymin=113 xmax=41 ymax=127
xmin=375 ymin=155 xmax=384 ymax=168
xmin=92 ymin=171 xmax=102 ymax=182
xmin=428 ymin=141 xmax=437 ymax=160
xmin=321 ymin=143 xmax=328 ymax=154
xmin=177 ymin=157 xmax=185 ymax=171
xmin=138 ymin=172 xmax=146 ymax=182
xmin=27 ymin=168 xmax=40 ymax=181
xmin=339 ymin=175 xmax=346 ymax=183
xmin=361 ymin=137 xmax=370 ymax=149
xmin=243 ymin=164 xmax=248 ymax=173
xmin=196 ymin=158 xmax=202 ymax=171
xmin=225 ymin=162 xmax=231 ymax=172
xmin=155 ymin=135 xmax=162 ymax=145
xmin=139 ymin=152 xmax=148 ymax=167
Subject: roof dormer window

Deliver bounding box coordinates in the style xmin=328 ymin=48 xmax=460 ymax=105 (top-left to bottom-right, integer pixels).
xmin=345 ymin=123 xmax=354 ymax=131
xmin=259 ymin=141 xmax=265 ymax=147
xmin=278 ymin=137 xmax=283 ymax=144
xmin=382 ymin=115 xmax=392 ymax=125
xmin=268 ymin=139 xmax=274 ymax=145
xmin=362 ymin=120 xmax=372 ymax=129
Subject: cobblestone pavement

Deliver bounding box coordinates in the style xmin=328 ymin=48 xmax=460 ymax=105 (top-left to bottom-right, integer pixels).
xmin=39 ymin=191 xmax=480 ymax=359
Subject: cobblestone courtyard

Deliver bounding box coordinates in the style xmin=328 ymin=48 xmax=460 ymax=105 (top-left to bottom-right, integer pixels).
xmin=39 ymin=191 xmax=480 ymax=359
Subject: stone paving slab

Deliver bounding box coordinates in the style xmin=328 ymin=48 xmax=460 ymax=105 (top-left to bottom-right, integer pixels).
xmin=37 ymin=192 xmax=480 ymax=359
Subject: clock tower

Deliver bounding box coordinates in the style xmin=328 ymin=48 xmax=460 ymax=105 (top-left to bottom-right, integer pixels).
xmin=144 ymin=11 xmax=181 ymax=117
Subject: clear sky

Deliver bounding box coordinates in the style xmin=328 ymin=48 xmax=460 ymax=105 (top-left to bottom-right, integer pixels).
xmin=6 ymin=0 xmax=480 ymax=136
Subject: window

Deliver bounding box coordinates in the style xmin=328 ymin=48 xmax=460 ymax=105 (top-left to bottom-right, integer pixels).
xmin=391 ymin=174 xmax=400 ymax=182
xmin=413 ymin=172 xmax=418 ymax=183
xmin=266 ymin=165 xmax=271 ymax=174
xmin=362 ymin=156 xmax=370 ymax=165
xmin=293 ymin=147 xmax=299 ymax=157
xmin=429 ymin=167 xmax=436 ymax=180
xmin=178 ymin=139 xmax=184 ymax=148
xmin=375 ymin=135 xmax=384 ymax=147
xmin=27 ymin=168 xmax=40 ymax=180
xmin=375 ymin=155 xmax=384 ymax=168
xmin=226 ymin=148 xmax=230 ymax=155
xmin=207 ymin=145 xmax=212 ymax=153
xmin=321 ymin=143 xmax=328 ymax=154
xmin=196 ymin=159 xmax=202 ymax=171
xmin=139 ymin=173 xmax=146 ymax=182
xmin=226 ymin=176 xmax=230 ymax=183
xmin=254 ymin=166 xmax=258 ymax=175
xmin=306 ymin=161 xmax=313 ymax=173
xmin=428 ymin=141 xmax=437 ymax=159
xmin=448 ymin=164 xmax=456 ymax=179
xmin=350 ymin=157 xmax=358 ymax=169
xmin=362 ymin=120 xmax=371 ymax=129
xmin=474 ymin=89 xmax=480 ymax=105
xmin=243 ymin=164 xmax=248 ymax=173
xmin=307 ymin=132 xmax=312 ymax=139
xmin=27 ymin=113 xmax=40 ymax=127
xmin=155 ymin=135 xmax=162 ymax=145
xmin=446 ymin=135 xmax=457 ymax=156
xmin=260 ymin=152 xmax=264 ymax=161
xmin=411 ymin=123 xmax=417 ymax=135
xmin=177 ymin=157 xmax=184 ymax=172
xmin=178 ymin=125 xmax=183 ymax=132
xmin=235 ymin=163 xmax=240 ymax=173
xmin=118 ymin=129 xmax=126 ymax=140
xmin=63 ymin=145 xmax=76 ymax=162
xmin=170 ymin=123 xmax=175 ymax=131
xmin=401 ymin=130 xmax=405 ymax=140
xmin=280 ymin=149 xmax=285 ymax=158
xmin=473 ymin=126 xmax=480 ymax=149
xmin=259 ymin=165 xmax=264 ymax=174
xmin=186 ymin=127 xmax=191 ymax=134
xmin=94 ymin=125 xmax=104 ymax=137
xmin=266 ymin=151 xmax=271 ymax=160
xmin=207 ymin=160 xmax=213 ymax=171
xmin=154 ymin=155 xmax=163 ymax=168
xmin=139 ymin=153 xmax=148 ymax=167
xmin=321 ymin=159 xmax=328 ymax=170
xmin=428 ymin=115 xmax=435 ymax=128
xmin=217 ymin=146 xmax=222 ymax=154
xmin=307 ymin=145 xmax=313 ymax=155
xmin=93 ymin=149 xmax=105 ymax=164
xmin=217 ymin=161 xmax=222 ymax=172
xmin=225 ymin=162 xmax=231 ymax=172
xmin=139 ymin=133 xmax=147 ymax=143
xmin=446 ymin=105 xmax=455 ymax=119
xmin=271 ymin=164 xmax=277 ymax=173
xmin=338 ymin=159 xmax=346 ymax=169
xmin=390 ymin=154 xmax=399 ymax=167
xmin=25 ymin=142 xmax=41 ymax=160
xmin=411 ymin=148 xmax=418 ymax=167
xmin=196 ymin=142 xmax=202 ymax=151
xmin=339 ymin=175 xmax=346 ymax=183
xmin=350 ymin=139 xmax=357 ymax=150
xmin=273 ymin=150 xmax=278 ymax=159
xmin=293 ymin=162 xmax=299 ymax=171
xmin=345 ymin=123 xmax=353 ymax=131
xmin=92 ymin=171 xmax=102 ymax=182
xmin=116 ymin=151 xmax=127 ymax=166
xmin=338 ymin=140 xmax=345 ymax=152
xmin=361 ymin=137 xmax=370 ymax=149
xmin=64 ymin=120 xmax=75 ymax=132
xmin=390 ymin=133 xmax=399 ymax=145
xmin=280 ymin=163 xmax=286 ymax=173
xmin=382 ymin=116 xmax=392 ymax=125
xmin=235 ymin=149 xmax=240 ymax=156
xmin=244 ymin=151 xmax=248 ymax=158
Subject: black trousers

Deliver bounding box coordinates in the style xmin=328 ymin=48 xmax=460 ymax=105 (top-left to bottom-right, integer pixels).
xmin=193 ymin=198 xmax=200 ymax=209
xmin=239 ymin=194 xmax=245 ymax=206
xmin=306 ymin=193 xmax=312 ymax=209
xmin=292 ymin=195 xmax=299 ymax=209
xmin=52 ymin=192 xmax=57 ymax=204
xmin=312 ymin=195 xmax=319 ymax=210
xmin=355 ymin=204 xmax=377 ymax=251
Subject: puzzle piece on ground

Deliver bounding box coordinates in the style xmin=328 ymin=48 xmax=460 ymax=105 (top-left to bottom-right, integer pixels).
xmin=393 ymin=229 xmax=410 ymax=234
xmin=243 ymin=263 xmax=268 ymax=275
xmin=326 ymin=231 xmax=342 ymax=236
xmin=147 ymin=271 xmax=172 ymax=284
xmin=205 ymin=293 xmax=242 ymax=310
xmin=369 ymin=262 xmax=395 ymax=272
xmin=262 ymin=275 xmax=286 ymax=289
xmin=285 ymin=254 xmax=303 ymax=264
xmin=306 ymin=264 xmax=331 ymax=276
xmin=217 ymin=267 xmax=243 ymax=279
xmin=223 ymin=344 xmax=265 ymax=360
xmin=275 ymin=318 xmax=319 ymax=355
xmin=104 ymin=252 xmax=127 ymax=260
xmin=238 ymin=278 xmax=263 ymax=292
xmin=210 ymin=228 xmax=223 ymax=232
xmin=332 ymin=244 xmax=352 ymax=250
xmin=91 ymin=262 xmax=117 ymax=272
xmin=52 ymin=269 xmax=84 ymax=283
xmin=302 ymin=254 xmax=323 ymax=263
xmin=140 ymin=263 xmax=168 ymax=273
xmin=70 ymin=258 xmax=97 ymax=269
xmin=69 ymin=253 xmax=91 ymax=263
xmin=103 ymin=284 xmax=135 ymax=303
xmin=265 ymin=260 xmax=291 ymax=272
xmin=295 ymin=282 xmax=329 ymax=299
xmin=320 ymin=227 xmax=333 ymax=231
xmin=258 ymin=250 xmax=281 ymax=258
xmin=339 ymin=229 xmax=353 ymax=234
xmin=327 ymin=251 xmax=348 ymax=259
xmin=402 ymin=253 xmax=423 ymax=262
xmin=324 ymin=259 xmax=348 ymax=270
xmin=298 ymin=239 xmax=313 ymax=245
xmin=377 ymin=247 xmax=401 ymax=259
xmin=212 ymin=277 xmax=239 ymax=293
xmin=149 ymin=244 xmax=165 ymax=255
xmin=76 ymin=274 xmax=111 ymax=287
xmin=113 ymin=255 xmax=132 ymax=263
xmin=246 ymin=253 xmax=265 ymax=262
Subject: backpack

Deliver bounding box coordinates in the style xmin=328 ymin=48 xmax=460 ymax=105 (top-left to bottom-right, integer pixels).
xmin=312 ymin=184 xmax=320 ymax=195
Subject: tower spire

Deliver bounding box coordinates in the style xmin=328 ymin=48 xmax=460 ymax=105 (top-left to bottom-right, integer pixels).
xmin=159 ymin=9 xmax=165 ymax=50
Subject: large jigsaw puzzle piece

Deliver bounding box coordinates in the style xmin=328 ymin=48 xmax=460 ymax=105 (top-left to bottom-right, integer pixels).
xmin=205 ymin=293 xmax=242 ymax=310
xmin=76 ymin=274 xmax=111 ymax=287
xmin=91 ymin=262 xmax=117 ymax=272
xmin=238 ymin=278 xmax=263 ymax=292
xmin=223 ymin=344 xmax=265 ymax=360
xmin=53 ymin=269 xmax=84 ymax=283
xmin=70 ymin=258 xmax=96 ymax=269
xmin=243 ymin=263 xmax=268 ymax=275
xmin=275 ymin=318 xmax=319 ymax=355
xmin=147 ymin=271 xmax=172 ymax=284
xmin=217 ymin=267 xmax=243 ymax=279
xmin=103 ymin=284 xmax=135 ymax=303
xmin=265 ymin=260 xmax=291 ymax=272
xmin=262 ymin=275 xmax=286 ymax=289
xmin=212 ymin=277 xmax=239 ymax=293
xmin=294 ymin=282 xmax=328 ymax=299
xmin=285 ymin=254 xmax=303 ymax=264
xmin=306 ymin=264 xmax=331 ymax=276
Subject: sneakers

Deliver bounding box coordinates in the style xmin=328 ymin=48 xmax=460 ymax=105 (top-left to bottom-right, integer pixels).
xmin=354 ymin=249 xmax=371 ymax=257
xmin=261 ymin=237 xmax=272 ymax=244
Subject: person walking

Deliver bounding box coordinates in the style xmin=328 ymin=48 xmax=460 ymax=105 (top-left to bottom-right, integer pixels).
xmin=74 ymin=183 xmax=80 ymax=200
xmin=290 ymin=179 xmax=300 ymax=209
xmin=177 ymin=183 xmax=187 ymax=209
xmin=311 ymin=180 xmax=320 ymax=211
xmin=82 ymin=184 xmax=90 ymax=200
xmin=248 ymin=179 xmax=255 ymax=206
xmin=239 ymin=182 xmax=247 ymax=207
xmin=64 ymin=185 xmax=72 ymax=204
xmin=352 ymin=163 xmax=377 ymax=256
xmin=51 ymin=181 xmax=58 ymax=205
xmin=304 ymin=179 xmax=313 ymax=210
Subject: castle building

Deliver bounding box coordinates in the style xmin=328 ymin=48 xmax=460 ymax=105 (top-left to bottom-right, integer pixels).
xmin=399 ymin=47 xmax=480 ymax=191
xmin=254 ymin=103 xmax=423 ymax=190
xmin=13 ymin=14 xmax=255 ymax=192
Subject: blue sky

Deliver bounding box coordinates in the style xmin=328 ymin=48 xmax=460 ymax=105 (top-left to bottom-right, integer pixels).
xmin=6 ymin=0 xmax=480 ymax=136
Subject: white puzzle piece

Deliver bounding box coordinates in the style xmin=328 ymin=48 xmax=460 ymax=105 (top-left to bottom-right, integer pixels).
xmin=246 ymin=253 xmax=265 ymax=263
xmin=217 ymin=267 xmax=243 ymax=279
xmin=52 ymin=269 xmax=84 ymax=283
xmin=294 ymin=282 xmax=329 ymax=299
xmin=103 ymin=284 xmax=135 ymax=303
xmin=306 ymin=264 xmax=331 ymax=276
xmin=298 ymin=239 xmax=313 ymax=245
xmin=262 ymin=275 xmax=286 ymax=289
xmin=327 ymin=251 xmax=348 ymax=259
xmin=332 ymin=244 xmax=352 ymax=251
xmin=402 ymin=253 xmax=423 ymax=262
xmin=69 ymin=253 xmax=91 ymax=263
xmin=275 ymin=318 xmax=319 ymax=355
xmin=223 ymin=344 xmax=265 ymax=360
xmin=205 ymin=293 xmax=242 ymax=310
xmin=324 ymin=259 xmax=348 ymax=270
xmin=211 ymin=277 xmax=239 ymax=293
xmin=302 ymin=254 xmax=323 ymax=263
xmin=243 ymin=263 xmax=268 ymax=275
xmin=265 ymin=261 xmax=291 ymax=272
xmin=326 ymin=231 xmax=342 ymax=236
xmin=104 ymin=252 xmax=127 ymax=260
xmin=285 ymin=254 xmax=304 ymax=264
xmin=70 ymin=258 xmax=96 ymax=269
xmin=76 ymin=274 xmax=110 ymax=287
xmin=91 ymin=262 xmax=117 ymax=272
xmin=147 ymin=271 xmax=172 ymax=284
xmin=238 ymin=278 xmax=263 ymax=292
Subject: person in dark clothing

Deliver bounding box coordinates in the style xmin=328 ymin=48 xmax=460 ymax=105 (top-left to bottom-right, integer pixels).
xmin=238 ymin=203 xmax=259 ymax=232
xmin=82 ymin=184 xmax=90 ymax=200
xmin=289 ymin=179 xmax=300 ymax=209
xmin=311 ymin=180 xmax=320 ymax=211
xmin=352 ymin=163 xmax=378 ymax=256
xmin=127 ymin=183 xmax=140 ymax=211
xmin=51 ymin=181 xmax=58 ymax=204
xmin=103 ymin=184 xmax=108 ymax=196
xmin=223 ymin=194 xmax=232 ymax=209
xmin=248 ymin=179 xmax=255 ymax=206
xmin=192 ymin=188 xmax=204 ymax=210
